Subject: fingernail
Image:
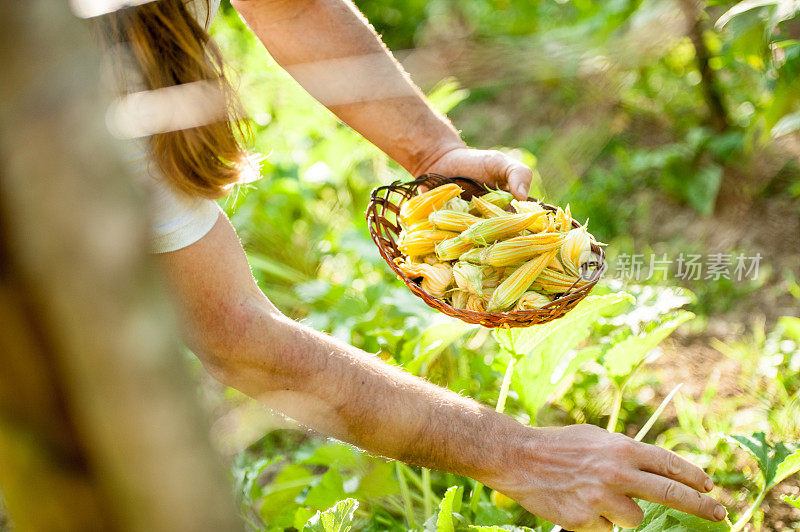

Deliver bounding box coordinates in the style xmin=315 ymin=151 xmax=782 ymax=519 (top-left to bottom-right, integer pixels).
xmin=714 ymin=505 xmax=726 ymax=521
xmin=517 ymin=184 xmax=528 ymax=198
xmin=705 ymin=478 xmax=714 ymax=492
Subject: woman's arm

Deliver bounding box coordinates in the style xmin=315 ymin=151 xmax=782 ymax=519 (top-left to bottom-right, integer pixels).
xmin=229 ymin=0 xmax=533 ymax=199
xmin=156 ymin=213 xmax=726 ymax=531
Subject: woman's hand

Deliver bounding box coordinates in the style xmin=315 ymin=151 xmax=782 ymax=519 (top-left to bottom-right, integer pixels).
xmin=418 ymin=147 xmax=534 ymax=200
xmin=485 ymin=424 xmax=726 ymax=532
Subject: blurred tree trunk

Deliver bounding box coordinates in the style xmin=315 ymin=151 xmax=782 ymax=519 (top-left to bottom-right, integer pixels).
xmin=0 ymin=2 xmax=240 ymax=531
xmin=679 ymin=0 xmax=731 ymax=132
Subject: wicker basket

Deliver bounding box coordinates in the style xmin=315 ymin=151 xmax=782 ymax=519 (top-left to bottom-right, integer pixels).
xmin=366 ymin=174 xmax=605 ymax=328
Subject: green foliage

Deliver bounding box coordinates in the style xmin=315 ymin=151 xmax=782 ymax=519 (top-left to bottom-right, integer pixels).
xmin=603 ymin=310 xmax=695 ymax=381
xmin=303 ymin=499 xmax=359 ymax=532
xmin=727 ymin=432 xmax=800 ymax=490
xmin=432 ymin=486 xmax=464 ymax=532
xmin=402 ymin=321 xmax=477 ymax=376
xmin=493 ymin=293 xmax=633 ymax=419
xmin=231 ymin=442 xmax=401 ymax=531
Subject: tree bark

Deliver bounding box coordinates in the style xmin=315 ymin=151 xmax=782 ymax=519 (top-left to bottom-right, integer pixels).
xmin=0 ymin=2 xmax=241 ymax=531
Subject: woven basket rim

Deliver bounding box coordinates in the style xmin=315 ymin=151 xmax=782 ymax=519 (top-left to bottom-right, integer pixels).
xmin=366 ymin=174 xmax=606 ymax=327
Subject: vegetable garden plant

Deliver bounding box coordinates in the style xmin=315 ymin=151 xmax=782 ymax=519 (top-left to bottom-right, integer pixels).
xmin=228 ymin=287 xmax=800 ymax=531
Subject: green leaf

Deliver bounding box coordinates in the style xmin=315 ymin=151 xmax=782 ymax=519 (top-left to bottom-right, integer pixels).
xmin=727 ymin=432 xmax=800 ymax=488
xmin=436 ymin=485 xmax=464 ymax=532
xmin=774 ymin=448 xmax=800 ymax=487
xmin=295 ymin=507 xmax=318 ymax=530
xmin=303 ymin=498 xmax=359 ymax=532
xmin=405 ymin=321 xmax=476 ymax=375
xmin=472 ymin=501 xmax=512 ymax=526
xmin=605 ymin=311 xmax=694 ymax=379
xmin=304 ymin=469 xmax=346 ymax=510
xmin=494 ymin=293 xmax=634 ymax=356
xmin=782 ymin=494 xmax=800 ymax=510
xmin=631 ymin=500 xmax=731 ymax=531
xmin=354 ymin=460 xmax=400 ymax=499
xmin=493 ymin=293 xmax=633 ymax=418
xmin=260 ymin=464 xmax=313 ymax=523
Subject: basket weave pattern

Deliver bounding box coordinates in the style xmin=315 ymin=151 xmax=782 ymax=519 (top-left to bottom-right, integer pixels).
xmin=366 ymin=174 xmax=605 ymax=328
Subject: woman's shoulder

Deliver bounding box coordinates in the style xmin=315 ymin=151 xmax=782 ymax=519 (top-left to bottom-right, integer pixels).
xmin=144 ymin=169 xmax=221 ymax=254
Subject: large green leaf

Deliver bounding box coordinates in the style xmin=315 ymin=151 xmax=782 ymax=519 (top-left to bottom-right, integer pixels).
xmin=436 ymin=485 xmax=464 ymax=532
xmin=304 ymin=469 xmax=346 ymax=510
xmin=629 ymin=500 xmax=731 ymax=531
xmin=260 ymin=464 xmax=314 ymax=523
xmin=493 ymin=293 xmax=633 ymax=418
xmin=604 ymin=310 xmax=694 ymax=379
xmin=472 ymin=501 xmax=512 ymax=527
xmin=774 ymin=448 xmax=800 ymax=487
xmin=494 ymin=294 xmax=633 ymax=356
xmin=404 ymin=321 xmax=476 ymax=375
xmin=727 ymin=432 xmax=800 ymax=488
xmin=303 ymin=498 xmax=359 ymax=532
xmin=354 ymin=460 xmax=400 ymax=499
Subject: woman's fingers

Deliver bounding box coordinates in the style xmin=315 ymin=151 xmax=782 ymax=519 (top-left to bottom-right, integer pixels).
xmin=479 ymin=150 xmax=532 ymax=199
xmin=634 ymin=444 xmax=713 ymax=494
xmin=505 ymin=162 xmax=533 ymax=200
xmin=628 ymin=471 xmax=726 ymax=522
xmin=416 ymin=147 xmax=534 ymax=199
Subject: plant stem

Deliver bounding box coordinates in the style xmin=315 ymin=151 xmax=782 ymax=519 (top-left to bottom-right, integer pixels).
xmin=606 ymin=384 xmax=624 ymax=432
xmin=496 ymin=358 xmax=516 ymax=415
xmin=422 ymin=467 xmax=433 ymax=518
xmin=634 ymin=383 xmax=683 ymax=442
xmin=470 ymin=357 xmax=517 ymax=514
xmin=731 ymin=487 xmax=766 ymax=532
xmin=396 ymin=462 xmax=416 ymax=529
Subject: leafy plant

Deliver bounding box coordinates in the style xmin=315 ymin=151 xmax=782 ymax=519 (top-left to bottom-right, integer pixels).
xmin=303 ymin=498 xmax=359 ymax=532
xmin=493 ymin=293 xmax=635 ymax=421
xmin=600 ymin=310 xmax=695 ymax=432
xmin=725 ymin=432 xmax=800 ymax=531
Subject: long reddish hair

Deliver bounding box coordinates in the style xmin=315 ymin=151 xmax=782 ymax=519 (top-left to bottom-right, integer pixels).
xmin=104 ymin=0 xmax=251 ymax=199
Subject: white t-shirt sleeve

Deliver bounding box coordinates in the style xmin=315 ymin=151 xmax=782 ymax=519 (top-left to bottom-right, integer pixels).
xmin=146 ymin=174 xmax=221 ymax=254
